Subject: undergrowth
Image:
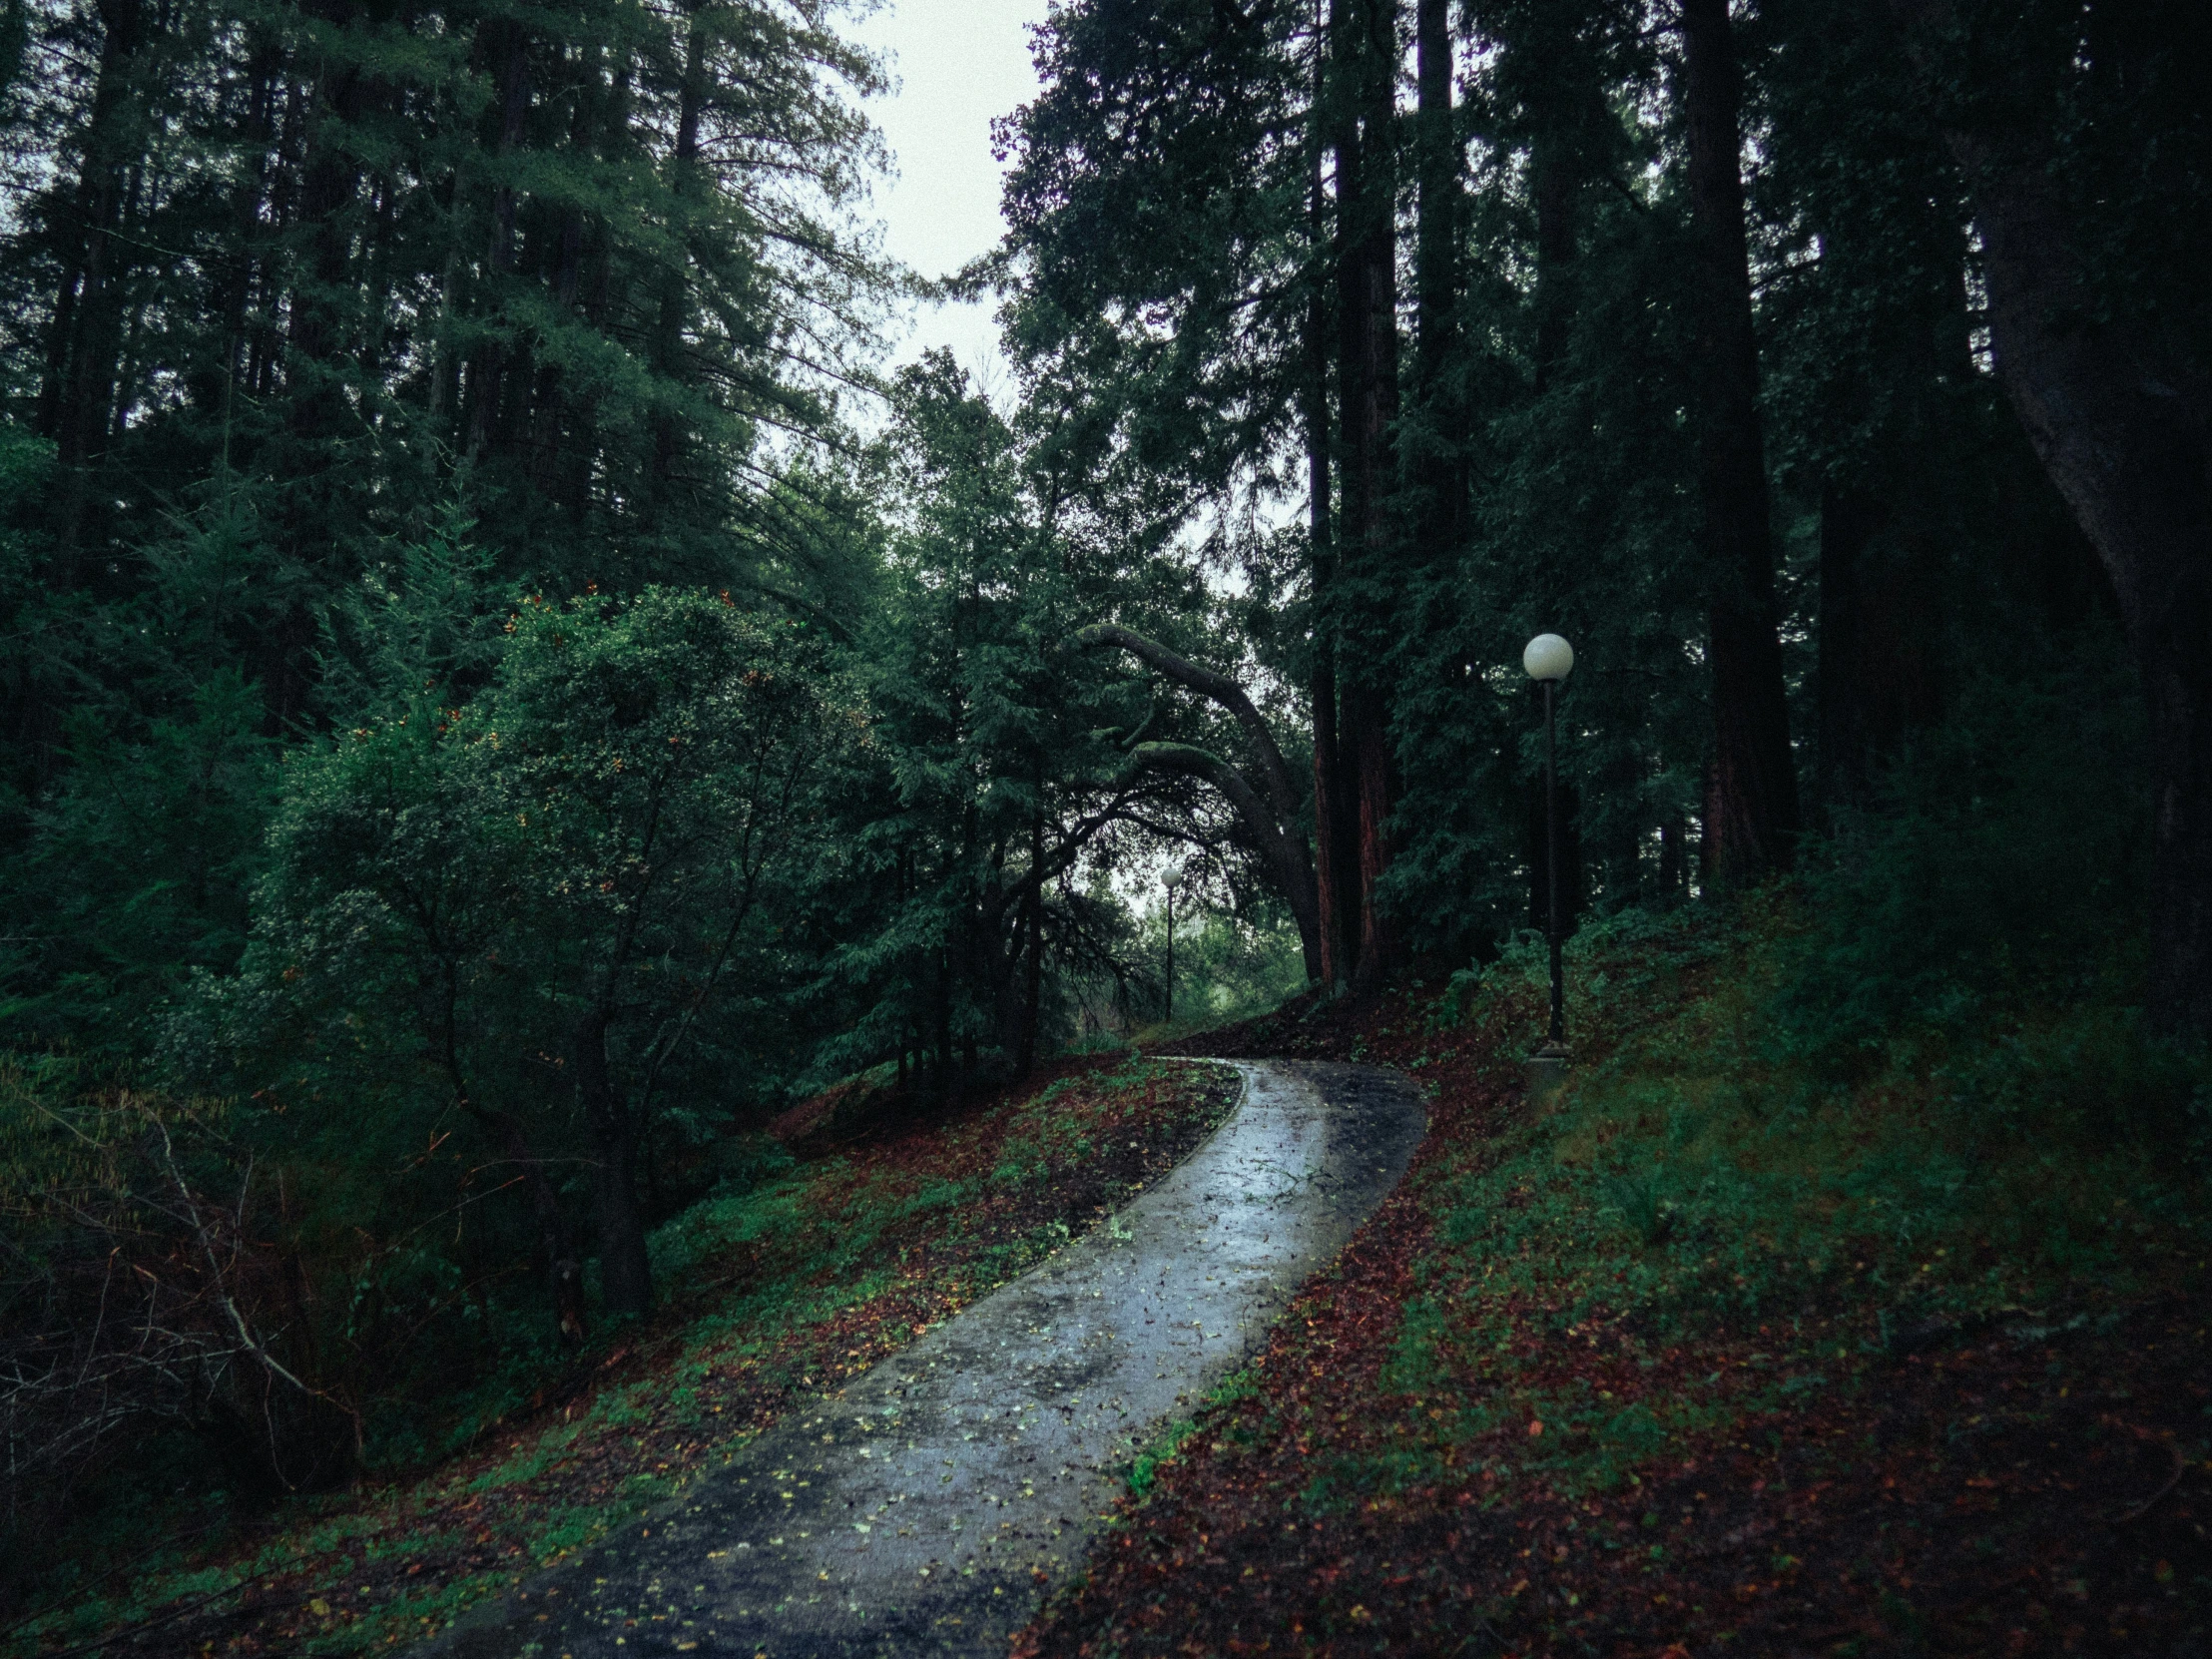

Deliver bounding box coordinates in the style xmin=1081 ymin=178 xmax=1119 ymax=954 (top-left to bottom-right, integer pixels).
xmin=1389 ymin=891 xmax=2210 ymax=1502
xmin=9 ymin=1054 xmax=1240 ymax=1658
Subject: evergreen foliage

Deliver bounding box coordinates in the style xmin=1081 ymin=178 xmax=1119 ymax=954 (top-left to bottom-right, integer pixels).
xmin=0 ymin=0 xmax=2202 ymax=1617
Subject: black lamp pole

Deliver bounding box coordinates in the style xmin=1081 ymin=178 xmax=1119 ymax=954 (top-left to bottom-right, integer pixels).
xmin=1544 ymin=677 xmax=1564 ymax=1046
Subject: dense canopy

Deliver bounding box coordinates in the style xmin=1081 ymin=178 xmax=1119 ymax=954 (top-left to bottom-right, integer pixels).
xmin=0 ymin=0 xmax=2204 ymax=1623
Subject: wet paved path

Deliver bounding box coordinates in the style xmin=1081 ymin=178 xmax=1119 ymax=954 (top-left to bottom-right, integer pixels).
xmin=433 ymin=1060 xmax=1424 ymax=1659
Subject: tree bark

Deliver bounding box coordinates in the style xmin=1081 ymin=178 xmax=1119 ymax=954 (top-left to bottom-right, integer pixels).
xmin=1816 ymin=484 xmax=1945 ymax=811
xmin=39 ymin=0 xmax=148 ymax=571
xmin=650 ymin=2 xmax=708 ymax=503
xmin=1412 ymin=0 xmax=1454 ymax=400
xmin=465 ymin=15 xmax=532 ymax=461
xmin=484 ymin=1107 xmax=586 ymax=1344
xmin=1305 ymin=46 xmax=1357 ymax=991
xmin=1330 ymin=0 xmax=1401 ymax=987
xmin=1530 ymin=138 xmax=1576 ymax=396
xmin=1410 ymin=0 xmax=1461 ymax=560
xmin=1410 ymin=0 xmax=1466 ymax=654
xmin=1680 ymin=0 xmax=1802 ymax=882
xmin=1884 ymin=11 xmax=2211 ymax=1040
xmin=1074 ymin=625 xmax=1306 ymax=830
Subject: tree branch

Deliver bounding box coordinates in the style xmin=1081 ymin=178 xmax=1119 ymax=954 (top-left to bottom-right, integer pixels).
xmin=1073 ymin=624 xmax=1306 ymax=831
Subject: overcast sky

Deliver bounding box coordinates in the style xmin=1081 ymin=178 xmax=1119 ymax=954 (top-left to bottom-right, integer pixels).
xmin=848 ymin=0 xmax=1053 ymax=394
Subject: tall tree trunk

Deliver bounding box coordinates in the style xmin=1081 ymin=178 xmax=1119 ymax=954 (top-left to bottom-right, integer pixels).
xmin=288 ymin=0 xmax=364 ymax=432
xmin=269 ymin=0 xmax=371 ymax=734
xmin=1330 ymin=0 xmax=1401 ymax=988
xmin=1815 ymin=483 xmax=1885 ymax=811
xmin=1680 ymin=0 xmax=1801 ymax=882
xmin=40 ymin=0 xmax=148 ymax=571
xmin=1886 ymin=14 xmax=2211 ymax=1040
xmin=465 ymin=15 xmax=532 ymax=461
xmin=1305 ymin=18 xmax=1356 ymax=991
xmin=1308 ymin=522 xmax=1360 ymax=988
xmin=477 ymin=1106 xmax=586 ymax=1344
xmin=1410 ymin=0 xmax=1461 ymax=559
xmin=1530 ymin=139 xmax=1576 ymax=396
xmin=650 ymin=6 xmax=707 ymax=503
xmin=574 ymin=1009 xmax=652 ymax=1318
xmin=1412 ymin=0 xmax=1453 ymax=395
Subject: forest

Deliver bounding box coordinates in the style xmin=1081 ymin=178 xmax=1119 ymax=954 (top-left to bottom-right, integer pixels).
xmin=0 ymin=0 xmax=2205 ymax=1649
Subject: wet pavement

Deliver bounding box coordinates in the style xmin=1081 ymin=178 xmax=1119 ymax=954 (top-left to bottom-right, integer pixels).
xmin=429 ymin=1059 xmax=1425 ymax=1659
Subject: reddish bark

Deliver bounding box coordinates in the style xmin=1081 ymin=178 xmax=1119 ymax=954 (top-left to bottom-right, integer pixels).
xmin=1680 ymin=0 xmax=1803 ymax=881
xmin=1884 ymin=2 xmax=2212 ymax=1043
xmin=1330 ymin=0 xmax=1402 ymax=987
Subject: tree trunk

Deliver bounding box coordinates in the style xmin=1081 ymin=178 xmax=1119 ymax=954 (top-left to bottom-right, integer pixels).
xmin=1680 ymin=0 xmax=1802 ymax=882
xmin=1310 ymin=603 xmax=1359 ymax=989
xmin=287 ymin=0 xmax=365 ymax=433
xmin=1904 ymin=116 xmax=2211 ymax=1042
xmin=482 ymin=1107 xmax=585 ymax=1344
xmin=465 ymin=15 xmax=532 ymax=461
xmin=1658 ymin=817 xmax=1686 ymax=900
xmin=39 ymin=0 xmax=148 ymax=571
xmin=1305 ymin=55 xmax=1356 ymax=992
xmin=1330 ymin=0 xmax=1401 ymax=988
xmin=268 ymin=0 xmax=372 ymax=735
xmin=1530 ymin=137 xmax=1576 ymax=396
xmin=574 ymin=1010 xmax=652 ymax=1319
xmin=1410 ymin=0 xmax=1462 ymax=564
xmin=650 ymin=4 xmax=708 ymax=501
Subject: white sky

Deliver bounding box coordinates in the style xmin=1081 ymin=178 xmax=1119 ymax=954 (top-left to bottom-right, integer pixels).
xmin=849 ymin=0 xmax=1054 ymax=395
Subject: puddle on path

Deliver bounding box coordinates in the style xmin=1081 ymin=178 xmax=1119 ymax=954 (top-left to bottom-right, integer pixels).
xmin=431 ymin=1059 xmax=1424 ymax=1658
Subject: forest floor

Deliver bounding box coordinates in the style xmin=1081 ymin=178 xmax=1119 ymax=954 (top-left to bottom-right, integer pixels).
xmin=1016 ymin=961 xmax=2212 ymax=1658
xmin=419 ymin=1060 xmax=1422 ymax=1657
xmin=12 ymin=1054 xmax=1243 ymax=1659
xmin=22 ymin=926 xmax=2211 ymax=1659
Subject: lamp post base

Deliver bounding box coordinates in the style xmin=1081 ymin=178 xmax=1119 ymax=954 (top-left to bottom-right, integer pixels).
xmin=1525 ymin=1045 xmax=1570 ymax=1107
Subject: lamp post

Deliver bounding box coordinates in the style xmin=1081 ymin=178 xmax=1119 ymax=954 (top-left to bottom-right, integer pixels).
xmin=1523 ymin=633 xmax=1574 ymax=1092
xmin=1163 ymin=860 xmax=1184 ymax=1022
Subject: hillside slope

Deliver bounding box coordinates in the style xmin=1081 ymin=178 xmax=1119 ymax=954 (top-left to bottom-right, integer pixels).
xmin=1024 ymin=918 xmax=2211 ymax=1657
xmin=14 ymin=1057 xmax=1240 ymax=1658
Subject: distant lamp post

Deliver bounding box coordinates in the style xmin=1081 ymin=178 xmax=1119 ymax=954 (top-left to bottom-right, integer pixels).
xmin=1162 ymin=861 xmax=1186 ymax=1022
xmin=1523 ymin=633 xmax=1574 ymax=1097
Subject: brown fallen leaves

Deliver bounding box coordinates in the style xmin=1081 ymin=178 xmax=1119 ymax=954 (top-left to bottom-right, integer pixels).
xmin=28 ymin=1054 xmax=1238 ymax=1658
xmin=1019 ymin=992 xmax=2210 ymax=1657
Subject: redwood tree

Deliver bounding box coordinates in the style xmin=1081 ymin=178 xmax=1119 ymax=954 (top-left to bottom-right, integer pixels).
xmin=1679 ymin=0 xmax=1802 ymax=880
xmin=1891 ymin=0 xmax=2211 ymax=1043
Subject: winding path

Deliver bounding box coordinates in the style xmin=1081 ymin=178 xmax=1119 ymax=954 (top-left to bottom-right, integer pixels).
xmin=432 ymin=1059 xmax=1424 ymax=1659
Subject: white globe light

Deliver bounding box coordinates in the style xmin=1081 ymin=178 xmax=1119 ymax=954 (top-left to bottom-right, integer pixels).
xmin=1522 ymin=633 xmax=1575 ymax=683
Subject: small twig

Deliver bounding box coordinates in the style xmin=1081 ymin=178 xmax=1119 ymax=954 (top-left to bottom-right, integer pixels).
xmin=2111 ymin=1442 xmax=2188 ymax=1525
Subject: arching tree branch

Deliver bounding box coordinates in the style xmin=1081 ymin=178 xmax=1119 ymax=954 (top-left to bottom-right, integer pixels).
xmin=1074 ymin=624 xmax=1306 ymax=832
